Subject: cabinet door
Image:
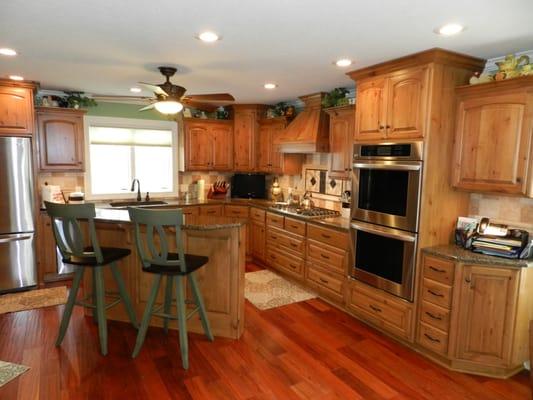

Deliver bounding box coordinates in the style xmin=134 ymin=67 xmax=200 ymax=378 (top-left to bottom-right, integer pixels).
xmin=233 ymin=111 xmax=255 ymax=171
xmin=452 ymin=93 xmax=531 ymax=195
xmin=0 ymin=86 xmax=34 ymax=135
xmin=455 ymin=265 xmax=519 ymax=367
xmin=269 ymin=122 xmax=285 ymax=174
xmin=38 ymin=113 xmax=84 ymax=171
xmin=250 ymin=221 xmax=266 ymax=262
xmin=354 ymin=78 xmax=386 ymax=141
xmin=38 ymin=214 xmax=58 ymax=282
xmin=328 ymin=108 xmax=354 ymax=178
xmin=211 ymin=124 xmax=233 ymax=170
xmin=257 ymin=124 xmax=271 ymax=172
xmin=386 ymin=68 xmax=428 ymax=139
xmin=185 ymin=124 xmax=212 ymax=170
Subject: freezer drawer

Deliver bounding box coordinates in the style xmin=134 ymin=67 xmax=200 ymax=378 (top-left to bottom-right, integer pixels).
xmin=0 ymin=233 xmax=37 ymax=293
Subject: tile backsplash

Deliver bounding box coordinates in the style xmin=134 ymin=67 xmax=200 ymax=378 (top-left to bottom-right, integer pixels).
xmin=469 ymin=193 xmax=533 ymax=230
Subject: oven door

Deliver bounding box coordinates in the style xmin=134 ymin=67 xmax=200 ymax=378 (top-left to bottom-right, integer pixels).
xmin=350 ymin=220 xmax=417 ymax=301
xmin=351 ymin=160 xmax=422 ymax=232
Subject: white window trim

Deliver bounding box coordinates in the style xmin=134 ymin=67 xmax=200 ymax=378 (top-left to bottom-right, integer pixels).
xmin=84 ymin=115 xmax=179 ymax=201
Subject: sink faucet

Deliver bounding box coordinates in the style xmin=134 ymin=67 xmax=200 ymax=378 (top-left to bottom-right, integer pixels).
xmin=131 ymin=179 xmax=141 ymax=202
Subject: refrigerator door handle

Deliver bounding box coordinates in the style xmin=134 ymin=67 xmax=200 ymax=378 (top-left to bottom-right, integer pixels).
xmin=0 ymin=234 xmax=32 ymax=243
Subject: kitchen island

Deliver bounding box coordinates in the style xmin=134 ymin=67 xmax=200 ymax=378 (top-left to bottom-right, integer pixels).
xmin=83 ymin=209 xmax=246 ymax=339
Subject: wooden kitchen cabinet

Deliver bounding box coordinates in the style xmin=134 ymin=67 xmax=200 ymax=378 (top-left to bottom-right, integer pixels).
xmin=451 ymin=77 xmax=533 ymax=196
xmin=0 ymin=79 xmax=36 ymax=136
xmin=257 ymin=117 xmax=303 ymax=175
xmin=352 ymin=67 xmax=429 ymax=141
xmin=36 ymin=107 xmax=85 ymax=171
xmin=325 ymin=105 xmax=354 ymax=178
xmin=250 ymin=220 xmax=266 ymax=262
xmin=184 ymin=119 xmax=233 ymax=171
xmin=233 ymin=105 xmax=266 ymax=172
xmin=37 ymin=213 xmax=57 ymax=284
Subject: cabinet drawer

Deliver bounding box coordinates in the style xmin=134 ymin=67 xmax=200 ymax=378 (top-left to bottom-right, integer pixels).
xmin=307 ymin=224 xmax=348 ymax=249
xmin=266 ymin=212 xmax=284 ymax=228
xmin=423 ymin=256 xmax=454 ymax=286
xmin=420 ymin=301 xmax=450 ymax=332
xmin=307 ymin=239 xmax=346 ymax=274
xmin=418 ymin=322 xmax=448 ymax=355
xmin=182 ymin=206 xmax=200 ymax=216
xmin=199 ymin=205 xmax=223 ymax=216
xmin=284 ymin=217 xmax=306 ymax=236
xmin=266 ymin=248 xmax=303 ymax=277
xmin=307 ymin=263 xmax=344 ymax=295
xmin=250 ymin=207 xmax=266 ymax=224
xmin=422 ymin=278 xmax=452 ymax=309
xmin=224 ymin=205 xmax=249 ymax=218
xmin=266 ymin=227 xmax=305 ymax=255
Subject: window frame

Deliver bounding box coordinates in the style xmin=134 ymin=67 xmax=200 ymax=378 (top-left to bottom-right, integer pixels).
xmin=84 ymin=116 xmax=179 ymax=201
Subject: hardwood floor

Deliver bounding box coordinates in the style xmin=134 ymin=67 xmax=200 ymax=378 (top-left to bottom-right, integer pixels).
xmin=0 ymin=263 xmax=530 ymax=399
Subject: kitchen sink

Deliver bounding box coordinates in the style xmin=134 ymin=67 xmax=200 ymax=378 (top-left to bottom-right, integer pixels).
xmin=109 ymin=200 xmax=168 ymax=208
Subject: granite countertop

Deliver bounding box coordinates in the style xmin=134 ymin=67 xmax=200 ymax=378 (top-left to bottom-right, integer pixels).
xmin=422 ymin=244 xmax=533 ymax=268
xmin=94 ymin=208 xmax=246 ymax=231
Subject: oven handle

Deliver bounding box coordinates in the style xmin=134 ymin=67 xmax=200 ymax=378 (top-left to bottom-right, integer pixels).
xmin=353 ymin=161 xmax=421 ymax=171
xmin=351 ymin=221 xmax=417 ymax=242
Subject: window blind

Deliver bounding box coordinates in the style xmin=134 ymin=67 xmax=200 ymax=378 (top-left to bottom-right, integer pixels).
xmin=89 ymin=127 xmax=172 ymax=147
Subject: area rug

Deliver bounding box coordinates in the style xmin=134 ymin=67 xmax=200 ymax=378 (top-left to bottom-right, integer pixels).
xmin=0 ymin=360 xmax=29 ymax=387
xmin=245 ymin=269 xmax=317 ymax=310
xmin=0 ymin=286 xmax=68 ymax=314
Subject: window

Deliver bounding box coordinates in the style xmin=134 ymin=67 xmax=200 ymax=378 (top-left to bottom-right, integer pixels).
xmin=85 ymin=117 xmax=178 ymax=199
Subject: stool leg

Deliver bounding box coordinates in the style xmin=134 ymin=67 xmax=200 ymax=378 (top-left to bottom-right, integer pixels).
xmin=94 ymin=266 xmax=108 ymax=356
xmin=132 ymin=274 xmax=161 ymax=358
xmin=92 ymin=269 xmax=98 ymax=325
xmin=110 ymin=262 xmax=138 ymax=328
xmin=189 ymin=273 xmax=214 ymax=342
xmin=175 ymin=276 xmax=189 ymax=369
xmin=56 ymin=267 xmax=84 ymax=347
xmin=163 ymin=276 xmax=174 ymax=334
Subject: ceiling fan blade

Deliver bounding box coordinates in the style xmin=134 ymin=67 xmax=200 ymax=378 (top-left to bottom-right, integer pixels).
xmin=138 ymin=103 xmax=155 ymax=112
xmin=181 ymin=99 xmax=219 ymax=112
xmin=138 ymin=82 xmax=168 ymax=97
xmin=184 ymin=93 xmax=235 ymax=102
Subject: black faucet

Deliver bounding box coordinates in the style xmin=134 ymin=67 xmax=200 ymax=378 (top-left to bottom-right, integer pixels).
xmin=131 ymin=179 xmax=141 ymax=202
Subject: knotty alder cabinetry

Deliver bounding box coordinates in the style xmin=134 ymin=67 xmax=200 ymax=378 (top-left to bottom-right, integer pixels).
xmin=184 ymin=119 xmax=233 ymax=171
xmin=452 ymin=76 xmax=533 ymax=196
xmin=325 ymin=105 xmax=354 ymax=179
xmin=233 ymin=105 xmax=265 ymax=172
xmin=0 ymin=79 xmax=36 ymax=136
xmin=416 ymin=253 xmax=533 ymax=378
xmin=36 ymin=107 xmax=86 ymax=171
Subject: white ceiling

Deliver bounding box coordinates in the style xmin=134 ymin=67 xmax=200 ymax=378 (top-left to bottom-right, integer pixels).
xmin=1 ymin=0 xmax=532 ymax=104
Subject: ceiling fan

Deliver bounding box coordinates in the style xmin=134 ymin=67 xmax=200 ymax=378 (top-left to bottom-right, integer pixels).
xmin=93 ymin=66 xmax=235 ymax=114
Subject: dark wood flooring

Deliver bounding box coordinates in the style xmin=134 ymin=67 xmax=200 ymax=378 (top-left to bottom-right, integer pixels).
xmin=0 ymin=263 xmax=530 ymax=399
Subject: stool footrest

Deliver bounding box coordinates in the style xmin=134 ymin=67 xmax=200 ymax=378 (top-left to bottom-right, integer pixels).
xmin=75 ymin=292 xmax=122 ymax=310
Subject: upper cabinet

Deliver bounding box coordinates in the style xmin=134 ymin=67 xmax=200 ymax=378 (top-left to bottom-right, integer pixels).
xmin=36 ymin=107 xmax=86 ymax=171
xmin=353 ymin=68 xmax=428 ymax=141
xmin=233 ymin=105 xmax=266 ymax=172
xmin=451 ymin=77 xmax=533 ymax=196
xmin=0 ymin=80 xmax=37 ymax=136
xmin=184 ymin=119 xmax=233 ymax=171
xmin=325 ymin=105 xmax=355 ymax=179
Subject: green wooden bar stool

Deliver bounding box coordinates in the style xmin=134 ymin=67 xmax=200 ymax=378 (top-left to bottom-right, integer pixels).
xmin=44 ymin=201 xmax=138 ymax=356
xmin=128 ymin=207 xmax=214 ymax=369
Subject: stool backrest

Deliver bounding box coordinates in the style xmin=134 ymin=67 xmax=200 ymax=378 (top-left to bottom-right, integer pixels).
xmin=44 ymin=201 xmax=103 ymax=264
xmin=127 ymin=207 xmax=186 ymax=273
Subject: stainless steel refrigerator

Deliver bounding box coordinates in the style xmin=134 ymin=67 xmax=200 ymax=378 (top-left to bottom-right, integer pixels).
xmin=0 ymin=137 xmax=36 ymax=293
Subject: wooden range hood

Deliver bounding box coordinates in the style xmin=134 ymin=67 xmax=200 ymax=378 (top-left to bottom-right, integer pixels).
xmin=275 ymin=92 xmax=330 ymax=153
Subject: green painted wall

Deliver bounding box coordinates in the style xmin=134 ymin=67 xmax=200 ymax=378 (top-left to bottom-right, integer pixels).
xmin=86 ymin=101 xmax=174 ymax=121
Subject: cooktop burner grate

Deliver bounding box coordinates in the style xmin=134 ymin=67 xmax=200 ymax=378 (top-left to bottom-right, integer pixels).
xmin=269 ymin=204 xmax=341 ymax=219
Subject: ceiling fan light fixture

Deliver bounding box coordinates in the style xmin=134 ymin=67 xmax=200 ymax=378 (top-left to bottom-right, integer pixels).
xmin=154 ymin=100 xmax=183 ymax=114
xmin=197 ymin=31 xmax=220 ymax=43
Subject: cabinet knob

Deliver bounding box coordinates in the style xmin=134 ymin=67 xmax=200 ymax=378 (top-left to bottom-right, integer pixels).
xmin=379 ymin=125 xmax=385 ymax=130
xmin=517 ymin=177 xmax=522 ymax=183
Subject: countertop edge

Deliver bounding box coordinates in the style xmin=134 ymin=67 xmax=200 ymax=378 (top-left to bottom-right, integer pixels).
xmin=422 ymin=245 xmax=533 ymax=268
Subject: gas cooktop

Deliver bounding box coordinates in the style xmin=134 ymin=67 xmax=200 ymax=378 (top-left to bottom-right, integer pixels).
xmin=269 ymin=204 xmax=341 ymax=219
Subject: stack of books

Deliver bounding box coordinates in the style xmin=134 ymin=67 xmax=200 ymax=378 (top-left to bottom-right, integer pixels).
xmin=471 ymin=233 xmax=528 ymax=259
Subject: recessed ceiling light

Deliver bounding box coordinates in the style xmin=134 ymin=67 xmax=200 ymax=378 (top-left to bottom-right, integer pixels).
xmin=264 ymin=83 xmax=277 ymax=90
xmin=130 ymin=87 xmax=142 ymax=93
xmin=335 ymin=59 xmax=352 ymax=67
xmin=0 ymin=48 xmax=17 ymax=56
xmin=9 ymin=75 xmax=23 ymax=81
xmin=197 ymin=31 xmax=220 ymax=43
xmin=435 ymin=23 xmax=465 ymax=36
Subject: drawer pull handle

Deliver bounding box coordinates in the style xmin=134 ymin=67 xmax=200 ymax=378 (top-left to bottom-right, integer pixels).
xmin=425 ymin=311 xmax=442 ymax=321
xmin=289 ymin=225 xmax=298 ymax=229
xmin=271 ymin=235 xmax=278 ymax=239
xmin=320 ymin=254 xmax=330 ymax=260
xmin=290 ymin=243 xmax=298 ymax=248
xmin=289 ymin=264 xmax=298 ymax=270
xmin=319 ymin=278 xmax=329 ymax=284
xmin=424 ymin=333 xmax=441 ymax=343
xmin=429 ymin=266 xmax=446 ymax=273
xmin=369 ymin=305 xmax=382 ymax=313
xmin=271 ymin=255 xmax=277 ymax=260
xmin=427 ymin=289 xmax=444 ymax=298
xmin=321 ymin=234 xmax=331 ymax=239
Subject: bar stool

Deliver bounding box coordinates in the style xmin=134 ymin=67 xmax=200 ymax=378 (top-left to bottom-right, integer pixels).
xmin=45 ymin=201 xmax=138 ymax=356
xmin=128 ymin=207 xmax=213 ymax=369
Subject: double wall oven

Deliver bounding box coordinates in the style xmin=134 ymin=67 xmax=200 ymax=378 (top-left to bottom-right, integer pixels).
xmin=350 ymin=142 xmax=423 ymax=301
